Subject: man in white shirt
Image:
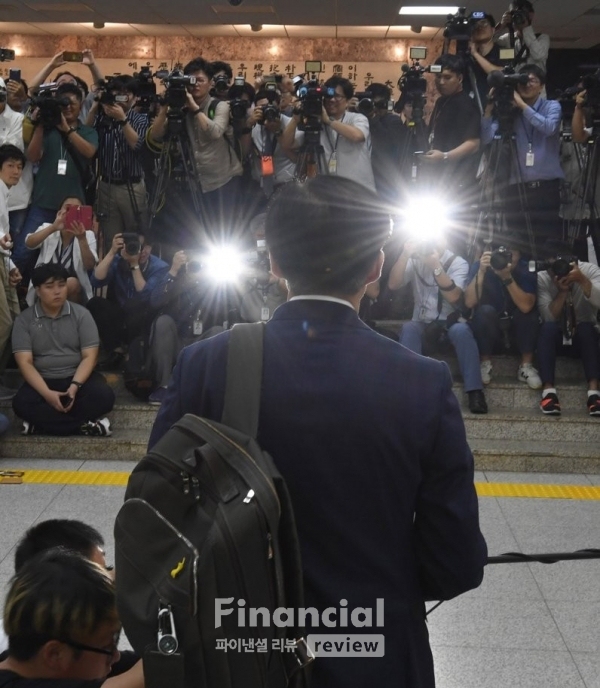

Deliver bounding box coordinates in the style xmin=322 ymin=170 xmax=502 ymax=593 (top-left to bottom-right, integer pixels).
xmin=495 ymin=0 xmax=550 ymax=73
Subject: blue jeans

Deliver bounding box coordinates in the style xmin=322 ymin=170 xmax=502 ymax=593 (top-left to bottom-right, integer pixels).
xmin=470 ymin=304 xmax=540 ymax=357
xmin=537 ymin=321 xmax=600 ymax=387
xmin=400 ymin=320 xmax=484 ymax=392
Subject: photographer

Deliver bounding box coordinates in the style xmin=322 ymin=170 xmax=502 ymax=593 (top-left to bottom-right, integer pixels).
xmin=464 ymin=239 xmax=541 ymax=388
xmin=86 ymin=75 xmax=149 ymax=251
xmin=148 ymin=57 xmax=243 ymax=239
xmin=22 ymin=83 xmax=98 ymax=265
xmin=536 ymin=240 xmax=600 ymax=416
xmin=88 ymin=232 xmax=168 ymax=372
xmin=495 ymin=0 xmax=550 ymax=73
xmin=211 ymin=60 xmax=233 ymax=102
xmin=572 ymin=89 xmax=593 ymax=144
xmin=249 ymin=88 xmax=298 ymax=198
xmin=388 ymin=237 xmax=488 ymax=414
xmin=422 ymin=54 xmax=481 ymax=199
xmin=481 ymin=64 xmax=563 ymax=254
xmin=280 ymin=76 xmax=376 ymax=191
xmin=357 ymin=82 xmax=408 ymax=206
xmin=468 ymin=13 xmax=504 ymax=107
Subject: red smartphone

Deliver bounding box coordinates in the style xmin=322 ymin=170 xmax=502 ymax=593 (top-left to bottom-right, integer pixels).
xmin=63 ymin=51 xmax=84 ymax=62
xmin=65 ymin=205 xmax=93 ymax=231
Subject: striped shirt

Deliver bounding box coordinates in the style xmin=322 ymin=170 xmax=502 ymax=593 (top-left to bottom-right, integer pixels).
xmin=95 ymin=109 xmax=149 ymax=181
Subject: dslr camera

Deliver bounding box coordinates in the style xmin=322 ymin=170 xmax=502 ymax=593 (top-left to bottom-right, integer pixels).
xmin=529 ymin=255 xmax=578 ymax=279
xmin=259 ymin=103 xmax=281 ymax=124
xmin=31 ymin=85 xmax=72 ymax=129
xmin=507 ymin=0 xmax=530 ymax=27
xmin=121 ymin=233 xmax=141 ymax=256
xmin=489 ymin=246 xmax=512 ymax=271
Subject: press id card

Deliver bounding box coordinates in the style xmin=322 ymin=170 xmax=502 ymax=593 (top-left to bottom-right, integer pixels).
xmin=525 ymin=144 xmax=535 ymax=167
xmin=57 ymin=159 xmax=68 ymax=175
xmin=328 ymin=153 xmax=337 ymax=174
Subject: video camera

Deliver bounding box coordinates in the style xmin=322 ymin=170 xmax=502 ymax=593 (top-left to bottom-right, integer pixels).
xmin=156 ymin=69 xmax=197 ymax=112
xmin=444 ymin=7 xmax=487 ymax=43
xmin=559 ymin=68 xmax=600 ymax=117
xmin=294 ymin=79 xmax=334 ymax=133
xmin=487 ymin=67 xmax=529 ymax=120
xmin=529 ymin=255 xmax=578 ymax=279
xmin=0 ymin=48 xmax=15 ymax=62
xmin=134 ymin=66 xmax=158 ymax=112
xmin=398 ymin=47 xmax=439 ymax=121
xmin=94 ymin=78 xmax=130 ymax=107
xmin=31 ymin=84 xmax=72 ymax=129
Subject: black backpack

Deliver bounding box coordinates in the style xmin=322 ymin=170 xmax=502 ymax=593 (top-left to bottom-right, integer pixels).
xmin=114 ymin=323 xmax=313 ymax=688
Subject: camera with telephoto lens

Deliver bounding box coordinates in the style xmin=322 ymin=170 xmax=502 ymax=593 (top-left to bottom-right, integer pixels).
xmin=121 ymin=232 xmax=141 ymax=256
xmin=490 ymin=246 xmax=513 ymax=271
xmin=354 ymin=91 xmax=377 ymax=116
xmin=508 ymin=0 xmax=529 ymax=27
xmin=529 ymin=255 xmax=578 ymax=279
xmin=212 ymin=74 xmax=230 ymax=96
xmin=31 ymin=85 xmax=72 ymax=129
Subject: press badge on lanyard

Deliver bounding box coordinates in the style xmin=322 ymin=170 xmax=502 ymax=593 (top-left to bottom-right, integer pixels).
xmin=328 ymin=152 xmax=337 ymax=174
xmin=57 ymin=159 xmax=68 ymax=175
xmin=525 ymin=143 xmax=535 ymax=167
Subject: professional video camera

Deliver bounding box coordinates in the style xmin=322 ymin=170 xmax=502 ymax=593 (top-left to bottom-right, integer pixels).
xmin=443 ymin=7 xmax=487 ymax=43
xmin=31 ymin=84 xmax=72 ymax=129
xmin=156 ymin=69 xmax=197 ymax=112
xmin=398 ymin=47 xmax=439 ymax=121
xmin=487 ymin=67 xmax=529 ymax=119
xmin=294 ymin=79 xmax=333 ymax=133
xmin=0 ymin=48 xmax=15 ymax=62
xmin=559 ymin=68 xmax=600 ymax=117
xmin=94 ymin=78 xmax=129 ymax=107
xmin=134 ymin=66 xmax=158 ymax=112
xmin=529 ymin=255 xmax=578 ymax=279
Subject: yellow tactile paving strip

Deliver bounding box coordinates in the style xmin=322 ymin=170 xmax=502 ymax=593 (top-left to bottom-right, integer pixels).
xmin=2 ymin=470 xmax=600 ymax=500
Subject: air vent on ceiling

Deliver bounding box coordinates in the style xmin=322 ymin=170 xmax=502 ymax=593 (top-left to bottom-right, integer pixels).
xmin=26 ymin=2 xmax=92 ymax=10
xmin=211 ymin=4 xmax=275 ymax=13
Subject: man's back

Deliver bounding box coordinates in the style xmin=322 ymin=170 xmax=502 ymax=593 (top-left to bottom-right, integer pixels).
xmin=150 ymin=298 xmax=486 ymax=688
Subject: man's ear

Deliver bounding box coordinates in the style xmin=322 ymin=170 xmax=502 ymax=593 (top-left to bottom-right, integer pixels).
xmin=39 ymin=640 xmax=73 ymax=673
xmin=269 ymin=253 xmax=284 ymax=279
xmin=365 ymin=250 xmax=385 ymax=286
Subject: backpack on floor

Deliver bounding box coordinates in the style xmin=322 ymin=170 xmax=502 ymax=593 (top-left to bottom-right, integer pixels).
xmin=114 ymin=323 xmax=313 ymax=688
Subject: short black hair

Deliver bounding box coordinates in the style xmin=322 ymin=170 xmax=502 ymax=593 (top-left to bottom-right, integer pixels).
xmin=183 ymin=57 xmax=214 ymax=79
xmin=254 ymin=88 xmax=280 ymax=105
xmin=518 ymin=63 xmax=546 ymax=86
xmin=228 ymin=81 xmax=256 ymax=101
xmin=324 ymin=76 xmax=354 ymax=100
xmin=32 ymin=263 xmax=70 ymax=287
xmin=265 ymin=177 xmax=391 ymax=295
xmin=366 ymin=82 xmax=391 ymax=102
xmin=435 ymin=53 xmax=466 ymax=77
xmin=56 ymin=82 xmax=82 ymax=103
xmin=211 ymin=61 xmax=233 ymax=81
xmin=0 ymin=143 xmax=25 ymax=168
xmin=15 ymin=519 xmax=105 ymax=573
xmin=108 ymin=74 xmax=137 ymax=95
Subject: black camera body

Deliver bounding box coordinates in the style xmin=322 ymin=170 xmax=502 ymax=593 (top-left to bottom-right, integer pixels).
xmin=529 ymin=255 xmax=578 ymax=279
xmin=259 ymin=103 xmax=280 ymax=124
xmin=212 ymin=74 xmax=230 ymax=96
xmin=158 ymin=70 xmax=196 ymax=111
xmin=444 ymin=7 xmax=476 ymax=42
xmin=229 ymin=98 xmax=250 ymax=120
xmin=354 ymin=91 xmax=376 ymax=116
xmin=32 ymin=87 xmax=72 ymax=129
xmin=121 ymin=233 xmax=141 ymax=256
xmin=490 ymin=246 xmax=513 ymax=271
xmin=294 ymin=80 xmax=330 ymax=134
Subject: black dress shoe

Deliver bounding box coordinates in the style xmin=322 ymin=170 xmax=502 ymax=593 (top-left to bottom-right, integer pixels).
xmin=468 ymin=390 xmax=488 ymax=414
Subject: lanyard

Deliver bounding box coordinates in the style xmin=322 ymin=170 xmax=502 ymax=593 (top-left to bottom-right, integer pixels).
xmin=519 ymin=98 xmax=543 ymax=147
xmin=324 ymin=113 xmax=345 ymax=157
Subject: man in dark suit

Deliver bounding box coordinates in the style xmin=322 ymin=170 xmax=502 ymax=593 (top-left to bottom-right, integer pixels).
xmin=149 ymin=176 xmax=487 ymax=688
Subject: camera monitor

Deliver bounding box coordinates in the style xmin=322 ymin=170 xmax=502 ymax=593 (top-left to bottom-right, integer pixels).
xmin=305 ymin=61 xmax=322 ymax=74
xmin=409 ymin=47 xmax=427 ymax=60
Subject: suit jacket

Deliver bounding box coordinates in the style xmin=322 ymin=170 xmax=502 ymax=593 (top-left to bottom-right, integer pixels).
xmin=149 ymin=299 xmax=487 ymax=688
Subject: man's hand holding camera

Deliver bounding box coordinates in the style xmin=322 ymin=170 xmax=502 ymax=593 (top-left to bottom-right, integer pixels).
xmin=555 ymin=263 xmax=592 ymax=298
xmin=101 ymin=102 xmax=127 ymax=123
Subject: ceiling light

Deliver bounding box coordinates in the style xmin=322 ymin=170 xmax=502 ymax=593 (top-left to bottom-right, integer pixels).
xmin=93 ymin=20 xmax=104 ymax=28
xmin=399 ymin=6 xmax=458 ymax=15
xmin=411 ymin=25 xmax=422 ymax=32
xmin=250 ymin=23 xmax=262 ymax=31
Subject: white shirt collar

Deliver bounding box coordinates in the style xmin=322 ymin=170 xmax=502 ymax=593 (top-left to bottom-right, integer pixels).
xmin=289 ymin=295 xmax=355 ymax=310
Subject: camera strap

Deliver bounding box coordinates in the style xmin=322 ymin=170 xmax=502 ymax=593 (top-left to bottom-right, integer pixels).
xmin=415 ymin=254 xmax=457 ymax=320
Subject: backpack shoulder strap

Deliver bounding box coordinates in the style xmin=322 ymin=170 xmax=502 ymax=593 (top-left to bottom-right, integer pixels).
xmin=221 ymin=322 xmax=265 ymax=438
xmin=207 ymin=98 xmax=218 ymax=120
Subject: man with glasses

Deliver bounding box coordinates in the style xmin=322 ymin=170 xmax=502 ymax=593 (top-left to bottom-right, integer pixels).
xmin=481 ymin=64 xmax=563 ymax=255
xmin=280 ymin=76 xmax=376 ymax=191
xmin=0 ymin=548 xmax=143 ymax=687
xmin=20 ymin=83 xmax=98 ymax=278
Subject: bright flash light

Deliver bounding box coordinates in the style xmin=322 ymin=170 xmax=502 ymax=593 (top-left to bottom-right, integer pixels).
xmin=203 ymin=245 xmax=245 ymax=284
xmin=402 ymin=196 xmax=449 ymax=244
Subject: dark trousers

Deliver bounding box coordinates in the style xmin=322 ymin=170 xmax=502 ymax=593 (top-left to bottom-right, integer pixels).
xmin=87 ymin=297 xmax=152 ymax=352
xmin=505 ymin=179 xmax=562 ymax=257
xmin=13 ymin=371 xmax=115 ymax=435
xmin=470 ymin=304 xmax=540 ymax=357
xmin=537 ymin=321 xmax=600 ymax=387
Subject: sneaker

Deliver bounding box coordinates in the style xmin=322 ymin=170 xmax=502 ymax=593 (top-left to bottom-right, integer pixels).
xmin=148 ymin=386 xmax=168 ymax=406
xmin=80 ymin=417 xmax=112 ymax=437
xmin=21 ymin=421 xmax=35 ymax=435
xmin=588 ymin=393 xmax=600 ymax=417
xmin=518 ymin=364 xmax=543 ymax=390
xmin=540 ymin=392 xmax=561 ymax=415
xmin=480 ymin=360 xmax=493 ymax=385
xmin=468 ymin=390 xmax=488 ymax=414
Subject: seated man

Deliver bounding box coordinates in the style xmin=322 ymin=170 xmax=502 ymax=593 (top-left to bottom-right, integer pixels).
xmin=388 ymin=237 xmax=488 ymax=413
xmin=536 ymin=241 xmax=600 ymax=416
xmin=0 ymin=548 xmax=143 ymax=688
xmin=464 ymin=239 xmax=541 ymax=388
xmin=12 ymin=263 xmax=115 ymax=436
xmin=24 ymin=195 xmax=97 ymax=305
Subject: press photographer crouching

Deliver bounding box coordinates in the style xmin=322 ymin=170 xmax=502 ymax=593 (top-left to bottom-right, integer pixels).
xmin=388 ymin=235 xmax=488 ymax=414
xmin=536 ymin=241 xmax=600 ymax=416
xmin=464 ymin=239 xmax=541 ymax=388
xmin=87 ymin=232 xmax=171 ymax=401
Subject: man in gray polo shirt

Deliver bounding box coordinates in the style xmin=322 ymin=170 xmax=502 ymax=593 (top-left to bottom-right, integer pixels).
xmin=12 ymin=263 xmax=115 ymax=435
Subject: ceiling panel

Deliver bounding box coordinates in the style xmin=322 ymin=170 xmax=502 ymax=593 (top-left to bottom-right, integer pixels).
xmin=232 ymin=23 xmax=287 ymax=36
xmin=79 ymin=21 xmax=143 ymax=34
xmin=184 ymin=24 xmax=240 ymax=36
xmin=129 ymin=23 xmax=190 ymax=36
xmin=0 ymin=19 xmax=53 ymax=31
xmin=284 ymin=24 xmax=336 ymax=37
xmin=337 ymin=26 xmax=389 ymax=38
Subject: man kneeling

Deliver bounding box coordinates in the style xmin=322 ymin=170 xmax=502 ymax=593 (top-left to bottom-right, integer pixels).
xmin=12 ymin=263 xmax=114 ymax=435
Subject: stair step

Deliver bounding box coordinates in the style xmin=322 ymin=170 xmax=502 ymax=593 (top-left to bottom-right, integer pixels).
xmin=454 ymin=379 xmax=590 ymax=410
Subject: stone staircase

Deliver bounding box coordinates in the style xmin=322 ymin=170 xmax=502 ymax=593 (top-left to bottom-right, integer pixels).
xmin=0 ymin=356 xmax=598 ymax=472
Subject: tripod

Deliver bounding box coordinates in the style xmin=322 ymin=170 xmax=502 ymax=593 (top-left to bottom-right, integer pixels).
xmin=467 ymin=104 xmax=536 ymax=261
xmin=294 ymin=129 xmax=329 ymax=180
xmin=564 ymin=120 xmax=600 ymax=261
xmin=398 ymin=93 xmax=430 ymax=187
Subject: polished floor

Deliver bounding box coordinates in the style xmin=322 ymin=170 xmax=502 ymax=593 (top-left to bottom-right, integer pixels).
xmin=1 ymin=457 xmax=599 ymax=688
